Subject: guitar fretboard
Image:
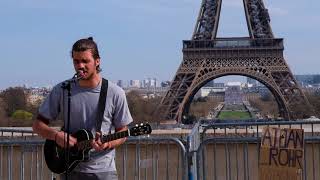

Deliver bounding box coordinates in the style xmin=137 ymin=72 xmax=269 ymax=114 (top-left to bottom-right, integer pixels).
xmin=101 ymin=130 xmax=129 ymax=143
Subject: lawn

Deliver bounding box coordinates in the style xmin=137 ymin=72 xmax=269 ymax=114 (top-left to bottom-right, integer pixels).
xmin=218 ymin=111 xmax=251 ymax=120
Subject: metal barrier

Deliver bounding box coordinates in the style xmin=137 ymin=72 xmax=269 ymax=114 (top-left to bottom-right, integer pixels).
xmin=0 ymin=139 xmax=52 ymax=180
xmin=0 ymin=129 xmax=188 ymax=180
xmin=2 ymin=120 xmax=320 ymax=180
xmin=119 ymin=137 xmax=188 ymax=180
xmin=0 ymin=127 xmax=36 ymax=138
xmin=192 ymin=120 xmax=320 ymax=180
xmin=187 ymin=121 xmax=202 ymax=180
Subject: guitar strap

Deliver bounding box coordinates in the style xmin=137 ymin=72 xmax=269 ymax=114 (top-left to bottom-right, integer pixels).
xmin=96 ymin=78 xmax=108 ymax=132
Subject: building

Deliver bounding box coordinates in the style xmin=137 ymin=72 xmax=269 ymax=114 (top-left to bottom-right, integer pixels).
xmin=203 ymin=80 xmax=215 ymax=87
xmin=142 ymin=78 xmax=157 ymax=88
xmin=224 ymin=86 xmax=243 ymax=105
xmin=247 ymin=77 xmax=263 ymax=87
xmin=130 ymin=80 xmax=141 ymax=88
xmin=295 ymin=74 xmax=320 ymax=87
xmin=213 ymin=83 xmax=224 ymax=88
xmin=117 ymin=80 xmax=124 ymax=88
xmin=161 ymin=81 xmax=171 ymax=87
xmin=194 ymin=86 xmax=226 ymax=98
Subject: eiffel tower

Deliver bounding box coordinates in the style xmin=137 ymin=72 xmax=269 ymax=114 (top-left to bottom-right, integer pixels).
xmin=158 ymin=0 xmax=311 ymax=122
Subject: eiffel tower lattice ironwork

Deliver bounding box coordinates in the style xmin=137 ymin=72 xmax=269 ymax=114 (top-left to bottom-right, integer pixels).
xmin=158 ymin=0 xmax=312 ymax=122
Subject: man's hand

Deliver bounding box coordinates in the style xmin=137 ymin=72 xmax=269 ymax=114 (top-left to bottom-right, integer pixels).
xmin=55 ymin=131 xmax=77 ymax=148
xmin=32 ymin=119 xmax=77 ymax=148
xmin=91 ymin=132 xmax=112 ymax=151
xmin=91 ymin=126 xmax=128 ymax=151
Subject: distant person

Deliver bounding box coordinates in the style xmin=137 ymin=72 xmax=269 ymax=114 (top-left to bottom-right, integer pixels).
xmin=32 ymin=37 xmax=133 ymax=180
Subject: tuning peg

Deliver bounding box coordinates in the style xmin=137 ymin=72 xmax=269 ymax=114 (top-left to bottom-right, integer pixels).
xmin=140 ymin=123 xmax=143 ymax=126
xmin=135 ymin=124 xmax=138 ymax=127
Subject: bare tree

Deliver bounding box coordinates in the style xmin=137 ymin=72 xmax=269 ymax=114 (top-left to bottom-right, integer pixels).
xmin=126 ymin=91 xmax=162 ymax=123
xmin=0 ymin=98 xmax=9 ymax=126
xmin=0 ymin=87 xmax=28 ymax=117
xmin=248 ymin=94 xmax=279 ymax=119
xmin=26 ymin=98 xmax=42 ymax=119
xmin=306 ymin=92 xmax=320 ymax=118
xmin=189 ymin=97 xmax=220 ymax=119
xmin=0 ymin=98 xmax=6 ymax=117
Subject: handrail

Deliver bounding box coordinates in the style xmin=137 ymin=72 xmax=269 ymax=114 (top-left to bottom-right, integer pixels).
xmin=183 ymin=38 xmax=284 ymax=49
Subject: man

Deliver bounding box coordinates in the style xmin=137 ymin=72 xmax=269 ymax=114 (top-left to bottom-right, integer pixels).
xmin=32 ymin=37 xmax=133 ymax=180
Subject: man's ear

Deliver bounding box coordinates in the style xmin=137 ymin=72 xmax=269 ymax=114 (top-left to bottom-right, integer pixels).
xmin=95 ymin=58 xmax=101 ymax=66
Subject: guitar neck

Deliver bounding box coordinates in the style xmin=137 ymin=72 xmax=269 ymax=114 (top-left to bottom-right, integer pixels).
xmin=101 ymin=130 xmax=129 ymax=143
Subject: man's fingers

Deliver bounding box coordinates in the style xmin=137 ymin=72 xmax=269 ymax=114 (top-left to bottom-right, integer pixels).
xmin=91 ymin=141 xmax=101 ymax=151
xmin=101 ymin=142 xmax=111 ymax=150
xmin=69 ymin=138 xmax=77 ymax=146
xmin=95 ymin=132 xmax=103 ymax=145
xmin=93 ymin=132 xmax=111 ymax=151
xmin=55 ymin=131 xmax=77 ymax=148
xmin=95 ymin=132 xmax=101 ymax=139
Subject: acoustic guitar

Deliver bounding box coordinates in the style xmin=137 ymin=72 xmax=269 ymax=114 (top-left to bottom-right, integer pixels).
xmin=44 ymin=123 xmax=152 ymax=174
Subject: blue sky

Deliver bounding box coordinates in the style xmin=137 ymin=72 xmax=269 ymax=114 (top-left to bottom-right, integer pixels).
xmin=0 ymin=0 xmax=319 ymax=89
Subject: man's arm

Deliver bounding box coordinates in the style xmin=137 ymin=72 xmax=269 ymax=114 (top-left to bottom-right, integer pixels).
xmin=32 ymin=119 xmax=57 ymax=140
xmin=32 ymin=119 xmax=77 ymax=148
xmin=111 ymin=126 xmax=129 ymax=147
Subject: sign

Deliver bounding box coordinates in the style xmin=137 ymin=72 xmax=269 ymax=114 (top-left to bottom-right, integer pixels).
xmin=259 ymin=127 xmax=304 ymax=180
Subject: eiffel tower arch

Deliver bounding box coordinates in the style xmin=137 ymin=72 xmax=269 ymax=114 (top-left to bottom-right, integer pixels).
xmin=158 ymin=0 xmax=312 ymax=122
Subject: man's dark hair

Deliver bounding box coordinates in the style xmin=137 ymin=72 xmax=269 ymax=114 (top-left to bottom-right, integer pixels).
xmin=71 ymin=37 xmax=102 ymax=72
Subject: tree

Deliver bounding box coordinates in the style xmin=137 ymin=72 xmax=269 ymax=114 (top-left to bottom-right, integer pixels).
xmin=189 ymin=98 xmax=220 ymax=120
xmin=0 ymin=98 xmax=6 ymax=117
xmin=11 ymin=110 xmax=33 ymax=120
xmin=126 ymin=91 xmax=162 ymax=123
xmin=306 ymin=92 xmax=320 ymax=118
xmin=0 ymin=87 xmax=28 ymax=117
xmin=248 ymin=94 xmax=279 ymax=119
xmin=26 ymin=98 xmax=42 ymax=119
xmin=0 ymin=97 xmax=9 ymax=126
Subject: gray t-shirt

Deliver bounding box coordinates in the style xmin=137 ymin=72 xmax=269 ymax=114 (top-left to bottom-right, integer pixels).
xmin=39 ymin=79 xmax=133 ymax=173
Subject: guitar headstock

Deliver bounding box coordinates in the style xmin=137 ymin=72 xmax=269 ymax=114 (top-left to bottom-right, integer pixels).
xmin=129 ymin=123 xmax=152 ymax=136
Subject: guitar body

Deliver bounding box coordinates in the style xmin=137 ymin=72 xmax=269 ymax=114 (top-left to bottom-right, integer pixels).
xmin=44 ymin=129 xmax=94 ymax=174
xmin=44 ymin=123 xmax=152 ymax=174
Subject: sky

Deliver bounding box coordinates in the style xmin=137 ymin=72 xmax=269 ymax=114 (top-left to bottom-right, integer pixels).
xmin=0 ymin=0 xmax=319 ymax=90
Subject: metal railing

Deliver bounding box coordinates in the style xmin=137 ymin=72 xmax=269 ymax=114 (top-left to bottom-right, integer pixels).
xmin=2 ymin=120 xmax=320 ymax=180
xmin=192 ymin=120 xmax=320 ymax=180
xmin=183 ymin=38 xmax=284 ymax=50
xmin=187 ymin=121 xmax=202 ymax=180
xmin=119 ymin=136 xmax=188 ymax=180
xmin=0 ymin=139 xmax=50 ymax=180
xmin=0 ymin=128 xmax=188 ymax=180
xmin=0 ymin=127 xmax=36 ymax=138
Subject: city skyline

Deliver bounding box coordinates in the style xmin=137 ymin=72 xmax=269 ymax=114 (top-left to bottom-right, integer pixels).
xmin=0 ymin=0 xmax=319 ymax=90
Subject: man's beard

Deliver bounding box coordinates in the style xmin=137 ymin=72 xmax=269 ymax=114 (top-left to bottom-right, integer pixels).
xmin=81 ymin=71 xmax=95 ymax=80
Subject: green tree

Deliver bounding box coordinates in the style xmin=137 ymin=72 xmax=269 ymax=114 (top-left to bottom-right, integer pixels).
xmin=11 ymin=109 xmax=33 ymax=120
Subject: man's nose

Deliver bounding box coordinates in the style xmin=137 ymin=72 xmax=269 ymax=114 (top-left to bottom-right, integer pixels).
xmin=75 ymin=62 xmax=85 ymax=69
